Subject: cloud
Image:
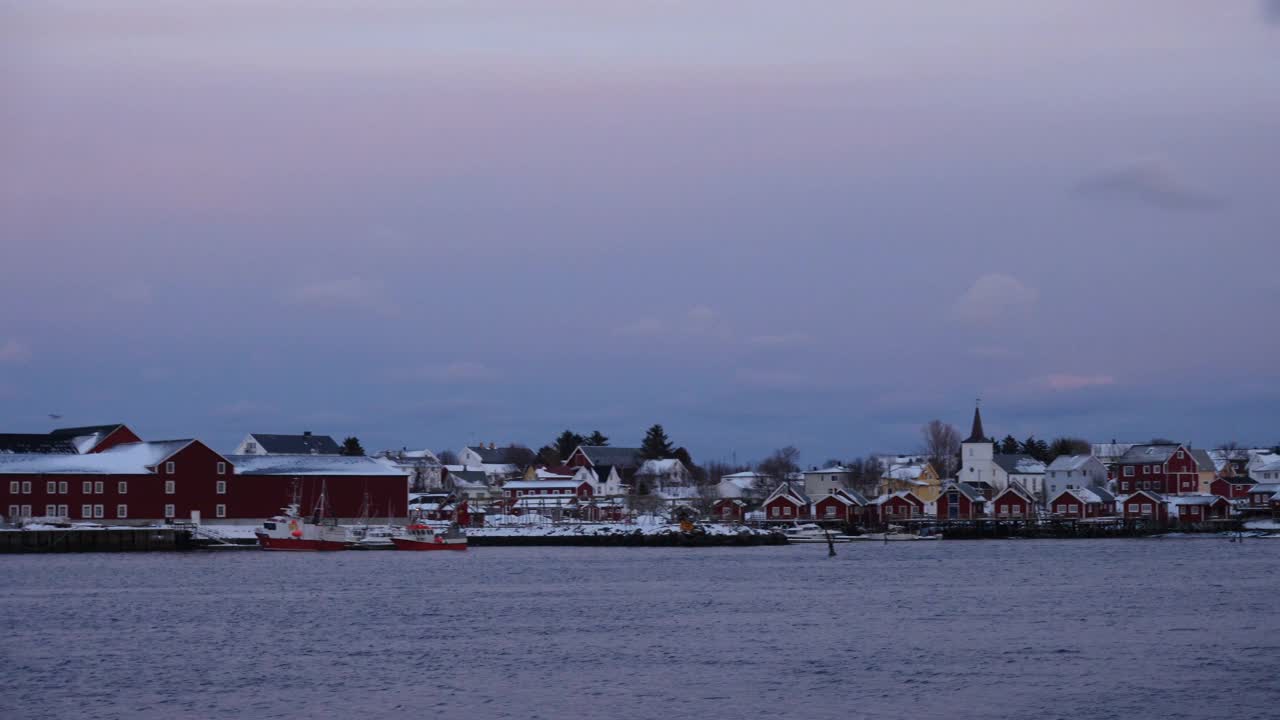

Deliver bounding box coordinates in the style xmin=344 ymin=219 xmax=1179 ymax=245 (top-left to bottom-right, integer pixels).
xmin=0 ymin=339 xmax=32 ymax=363
xmin=1075 ymin=156 xmax=1221 ymax=211
xmin=388 ymin=362 xmax=500 ymax=383
xmin=953 ymin=274 xmax=1039 ymax=326
xmin=283 ymin=276 xmax=393 ymax=313
xmin=1045 ymin=373 xmax=1117 ymax=391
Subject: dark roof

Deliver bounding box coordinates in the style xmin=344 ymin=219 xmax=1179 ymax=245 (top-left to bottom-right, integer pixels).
xmin=1188 ymin=448 xmax=1216 ymax=474
xmin=945 ymin=482 xmax=986 ymax=502
xmin=466 ymin=445 xmax=536 ymax=466
xmin=48 ymin=424 xmax=126 ymax=440
xmin=447 ymin=469 xmax=490 ymax=486
xmin=577 ymin=446 xmax=643 ymax=469
xmin=993 ymin=454 xmax=1046 ymax=475
xmin=1117 ymin=444 xmax=1183 ymax=465
xmin=964 ymin=406 xmax=988 ymax=444
xmin=1089 ymin=486 xmax=1116 ymax=502
xmin=250 ymin=433 xmax=342 ymax=455
xmin=0 ymin=433 xmax=78 ymax=454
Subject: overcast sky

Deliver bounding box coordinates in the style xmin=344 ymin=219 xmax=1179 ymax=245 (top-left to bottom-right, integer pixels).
xmin=2 ymin=1 xmax=1278 ymax=463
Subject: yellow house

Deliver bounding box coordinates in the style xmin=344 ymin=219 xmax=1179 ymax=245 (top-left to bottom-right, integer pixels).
xmin=878 ymin=462 xmax=942 ymax=503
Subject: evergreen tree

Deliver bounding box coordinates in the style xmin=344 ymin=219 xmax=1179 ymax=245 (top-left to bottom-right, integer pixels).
xmin=673 ymin=447 xmax=707 ymax=484
xmin=554 ymin=430 xmax=584 ymax=462
xmin=640 ymin=424 xmax=675 ymax=459
xmin=998 ymin=435 xmax=1020 ymax=455
xmin=536 ymin=445 xmax=561 ymax=467
xmin=1020 ymin=435 xmax=1050 ymax=462
xmin=341 ymin=436 xmax=365 ymax=456
xmin=437 ymin=449 xmax=458 ymax=465
xmin=1047 ymin=437 xmax=1091 ymax=462
xmin=585 ymin=430 xmax=610 ymax=446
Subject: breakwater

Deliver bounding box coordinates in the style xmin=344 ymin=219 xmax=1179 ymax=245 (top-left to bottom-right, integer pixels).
xmin=0 ymin=527 xmax=194 ymax=553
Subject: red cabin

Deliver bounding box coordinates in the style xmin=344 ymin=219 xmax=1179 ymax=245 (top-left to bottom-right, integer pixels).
xmin=1168 ymin=495 xmax=1232 ymax=525
xmin=1120 ymin=490 xmax=1168 ymax=525
xmin=713 ymin=498 xmax=747 ymax=523
xmin=813 ymin=488 xmax=868 ymax=524
xmin=1115 ymin=444 xmax=1200 ymax=495
xmin=991 ymin=484 xmax=1035 ymax=520
xmin=1048 ymin=487 xmax=1115 ymax=518
xmin=937 ymin=483 xmax=985 ymax=520
xmin=1210 ymin=476 xmax=1254 ymax=501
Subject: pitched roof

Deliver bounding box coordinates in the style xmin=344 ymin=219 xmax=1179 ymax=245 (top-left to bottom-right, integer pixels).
xmin=943 ymin=482 xmax=985 ymax=502
xmin=465 ymin=445 xmax=536 ymax=466
xmin=249 ymin=433 xmax=342 ymax=455
xmin=229 ymin=454 xmax=405 ymax=476
xmin=0 ymin=433 xmax=78 ymax=455
xmin=1117 ymin=444 xmax=1183 ymax=465
xmin=994 ymin=483 xmax=1036 ymax=503
xmin=993 ymin=454 xmax=1046 ymax=475
xmin=575 ymin=446 xmax=643 ymax=468
xmin=1188 ymin=448 xmax=1217 ymax=474
xmin=0 ymin=440 xmax=194 ymax=474
xmin=447 ymin=469 xmax=490 ymax=487
xmin=48 ymin=424 xmax=127 ymax=441
xmin=1046 ymin=454 xmax=1098 ymax=472
xmin=964 ymin=406 xmax=988 ymax=444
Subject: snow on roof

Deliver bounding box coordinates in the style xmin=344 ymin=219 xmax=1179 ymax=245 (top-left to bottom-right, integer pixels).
xmin=512 ymin=496 xmax=578 ymax=508
xmin=1052 ymin=487 xmax=1103 ymax=504
xmin=637 ymin=458 xmax=683 ymax=474
xmin=229 ymin=454 xmax=407 ymax=476
xmin=1046 ymin=455 xmax=1097 ymax=472
xmin=1091 ymin=443 xmax=1135 ymax=459
xmin=884 ymin=463 xmax=928 ymax=481
xmin=803 ymin=465 xmax=849 ymax=475
xmin=993 ymin=454 xmax=1046 ymax=475
xmin=0 ymin=440 xmax=193 ymax=475
xmin=502 ymin=479 xmax=583 ymax=490
xmin=1166 ymin=494 xmax=1227 ymax=508
xmin=722 ymin=471 xmax=765 ymax=479
xmin=1117 ymin=444 xmax=1183 ymax=465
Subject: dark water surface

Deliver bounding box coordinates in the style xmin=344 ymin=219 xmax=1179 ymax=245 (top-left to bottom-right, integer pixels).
xmin=2 ymin=540 xmax=1278 ymax=719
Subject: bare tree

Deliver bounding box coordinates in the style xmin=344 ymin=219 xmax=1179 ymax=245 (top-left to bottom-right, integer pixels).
xmin=921 ymin=420 xmax=960 ymax=478
xmin=438 ymin=449 xmax=459 ymax=465
xmin=758 ymin=446 xmax=801 ymax=484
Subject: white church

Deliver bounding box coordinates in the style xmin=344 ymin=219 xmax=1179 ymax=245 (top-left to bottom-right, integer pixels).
xmin=960 ymin=406 xmax=1048 ymax=501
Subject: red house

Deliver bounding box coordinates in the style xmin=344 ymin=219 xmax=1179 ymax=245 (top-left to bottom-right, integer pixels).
xmin=937 ymin=483 xmax=985 ymax=520
xmin=1167 ymin=495 xmax=1232 ymax=526
xmin=1048 ymin=487 xmax=1116 ymax=518
xmin=1120 ymin=490 xmax=1168 ymax=525
xmin=1210 ymin=476 xmax=1254 ymax=501
xmin=713 ymin=498 xmax=748 ymax=523
xmin=871 ymin=491 xmax=924 ymax=525
xmin=991 ymin=484 xmax=1035 ymax=520
xmin=1245 ymin=483 xmax=1280 ymax=510
xmin=762 ymin=481 xmax=811 ymax=522
xmin=813 ymin=488 xmax=869 ymax=524
xmin=0 ymin=440 xmax=409 ymax=525
xmin=1115 ymin=444 xmax=1200 ymax=495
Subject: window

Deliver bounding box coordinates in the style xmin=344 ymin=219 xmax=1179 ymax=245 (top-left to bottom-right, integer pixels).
xmin=1000 ymin=504 xmax=1009 ymax=514
xmin=1124 ymin=467 xmax=1135 ymax=477
xmin=118 ymin=481 xmax=127 ymax=494
xmin=1141 ymin=503 xmax=1152 ymax=513
xmin=165 ymin=480 xmax=175 ymax=495
xmin=216 ymin=504 xmax=226 ymax=518
xmin=93 ymin=505 xmax=104 ymax=519
xmin=1128 ymin=503 xmax=1139 ymax=513
xmin=45 ymin=504 xmax=57 ymax=516
xmin=21 ymin=481 xmax=31 ymax=494
xmin=1068 ymin=504 xmax=1078 ymax=514
xmin=783 ymin=506 xmax=793 ymax=517
xmin=83 ymin=481 xmax=92 ymax=494
xmin=1143 ymin=465 xmax=1150 ymax=475
xmin=8 ymin=505 xmax=18 ymax=519
xmin=217 ymin=462 xmax=226 ymax=475
xmin=58 ymin=481 xmax=67 ymax=494
xmin=57 ymin=504 xmax=68 ymax=517
xmin=81 ymin=504 xmax=93 ymax=518
xmin=1177 ymin=450 xmax=1184 ymax=459
xmin=164 ymin=504 xmax=175 ymax=519
xmin=1011 ymin=506 xmax=1022 ymax=515
xmin=7 ymin=481 xmax=17 ymax=494
xmin=46 ymin=481 xmax=57 ymax=494
xmin=117 ymin=505 xmax=127 ymax=519
xmin=771 ymin=506 xmax=780 ymax=517
xmin=20 ymin=505 xmax=30 ymax=517
xmin=94 ymin=481 xmax=104 ymax=494
xmin=245 ymin=442 xmax=257 ymax=453
xmin=1057 ymin=504 xmax=1067 ymax=513
xmin=216 ymin=480 xmax=227 ymax=495
xmin=165 ymin=461 xmax=175 ymax=474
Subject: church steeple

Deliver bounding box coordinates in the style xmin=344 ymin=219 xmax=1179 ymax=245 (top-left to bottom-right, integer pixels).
xmin=965 ymin=404 xmax=987 ymax=444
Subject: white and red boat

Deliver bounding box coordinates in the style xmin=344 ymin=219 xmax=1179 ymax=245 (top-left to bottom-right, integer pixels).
xmin=390 ymin=521 xmax=468 ymax=551
xmin=255 ymin=502 xmax=349 ymax=551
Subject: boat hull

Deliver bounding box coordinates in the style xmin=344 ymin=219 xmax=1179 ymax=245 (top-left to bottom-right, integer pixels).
xmin=390 ymin=537 xmax=468 ymax=551
xmin=255 ymin=534 xmax=348 ymax=551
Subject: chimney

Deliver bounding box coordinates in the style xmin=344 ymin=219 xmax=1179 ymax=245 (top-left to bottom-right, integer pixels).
xmin=490 ymin=442 xmax=496 ymax=450
xmin=303 ymin=431 xmax=312 ymax=437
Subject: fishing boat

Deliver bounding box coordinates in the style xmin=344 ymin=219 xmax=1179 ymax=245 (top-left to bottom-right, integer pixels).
xmin=390 ymin=521 xmax=468 ymax=551
xmin=254 ymin=481 xmax=348 ymax=551
xmin=849 ymin=526 xmax=940 ymax=542
xmin=780 ymin=523 xmax=853 ymax=544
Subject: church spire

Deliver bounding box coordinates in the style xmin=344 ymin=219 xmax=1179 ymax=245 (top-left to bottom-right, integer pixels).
xmin=965 ymin=403 xmax=987 ymax=444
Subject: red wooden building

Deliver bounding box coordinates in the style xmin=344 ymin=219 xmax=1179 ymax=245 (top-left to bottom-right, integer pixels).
xmin=991 ymin=484 xmax=1035 ymax=520
xmin=1115 ymin=444 xmax=1200 ymax=495
xmin=1244 ymin=483 xmax=1280 ymax=511
xmin=762 ymin=481 xmax=811 ymax=522
xmin=1 ymin=440 xmax=409 ymax=524
xmin=937 ymin=482 xmax=985 ymax=521
xmin=1119 ymin=490 xmax=1168 ymax=525
xmin=1048 ymin=487 xmax=1116 ymax=518
xmin=1210 ymin=476 xmax=1254 ymax=501
xmin=813 ymin=488 xmax=869 ymax=524
xmin=1167 ymin=494 xmax=1232 ymax=526
xmin=713 ymin=498 xmax=748 ymax=522
xmin=871 ymin=491 xmax=924 ymax=525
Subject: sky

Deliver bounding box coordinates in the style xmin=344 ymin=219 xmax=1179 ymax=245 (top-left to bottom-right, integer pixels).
xmin=2 ymin=1 xmax=1279 ymax=464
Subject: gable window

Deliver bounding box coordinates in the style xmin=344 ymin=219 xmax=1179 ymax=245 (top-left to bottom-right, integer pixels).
xmin=118 ymin=481 xmax=127 ymax=494
xmin=165 ymin=480 xmax=175 ymax=495
xmin=165 ymin=461 xmax=175 ymax=474
xmin=217 ymin=462 xmax=226 ymax=475
xmin=1177 ymin=450 xmax=1184 ymax=459
xmin=164 ymin=504 xmax=175 ymax=519
xmin=117 ymin=505 xmax=127 ymax=519
xmin=216 ymin=481 xmax=227 ymax=495
xmin=215 ymin=504 xmax=226 ymax=518
xmin=245 ymin=442 xmax=257 ymax=453
xmin=46 ymin=481 xmax=56 ymax=494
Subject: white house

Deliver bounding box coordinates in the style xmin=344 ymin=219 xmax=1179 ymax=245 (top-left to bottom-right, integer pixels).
xmin=1044 ymin=455 xmax=1108 ymax=500
xmin=634 ymin=458 xmax=692 ymax=490
xmin=233 ymin=432 xmax=341 ymax=456
xmin=959 ymin=407 xmax=1047 ymax=498
xmin=374 ymin=448 xmax=443 ymax=491
xmin=801 ymin=466 xmax=853 ymax=498
xmin=717 ymin=471 xmax=768 ymax=500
